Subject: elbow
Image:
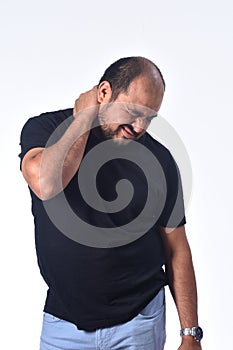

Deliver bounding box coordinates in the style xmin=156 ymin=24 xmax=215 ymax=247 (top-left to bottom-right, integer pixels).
xmin=32 ymin=177 xmax=60 ymax=200
xmin=22 ymin=151 xmax=61 ymax=200
xmin=25 ymin=175 xmax=54 ymax=201
xmin=23 ymin=164 xmax=59 ymax=201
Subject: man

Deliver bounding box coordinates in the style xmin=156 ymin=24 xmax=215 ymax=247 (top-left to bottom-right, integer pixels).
xmin=19 ymin=56 xmax=203 ymax=349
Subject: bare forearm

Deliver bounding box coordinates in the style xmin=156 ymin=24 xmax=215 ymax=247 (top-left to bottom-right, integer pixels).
xmin=166 ymin=247 xmax=198 ymax=328
xmin=22 ymin=87 xmax=100 ymax=200
xmin=160 ymin=226 xmax=202 ymax=349
xmin=38 ymin=114 xmax=93 ymax=199
xmin=24 ymin=113 xmax=94 ymax=200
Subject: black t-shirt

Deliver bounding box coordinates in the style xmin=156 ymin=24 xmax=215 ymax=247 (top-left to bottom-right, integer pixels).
xmin=19 ymin=108 xmax=186 ymax=331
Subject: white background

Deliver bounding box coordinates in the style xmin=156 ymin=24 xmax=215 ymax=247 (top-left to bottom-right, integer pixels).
xmin=1 ymin=0 xmax=233 ymax=349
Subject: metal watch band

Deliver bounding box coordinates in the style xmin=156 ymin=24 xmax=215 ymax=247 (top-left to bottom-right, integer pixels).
xmin=180 ymin=326 xmax=203 ymax=342
xmin=180 ymin=327 xmax=195 ymax=336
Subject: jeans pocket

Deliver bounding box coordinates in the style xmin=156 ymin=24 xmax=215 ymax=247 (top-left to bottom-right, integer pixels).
xmin=137 ymin=288 xmax=165 ymax=319
xmin=43 ymin=312 xmax=62 ymax=323
xmin=137 ymin=303 xmax=165 ymax=320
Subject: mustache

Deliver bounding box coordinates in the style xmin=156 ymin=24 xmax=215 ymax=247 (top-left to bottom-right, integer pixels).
xmin=120 ymin=124 xmax=139 ymax=137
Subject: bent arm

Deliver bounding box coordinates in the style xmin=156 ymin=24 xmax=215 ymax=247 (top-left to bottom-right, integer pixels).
xmin=22 ymin=116 xmax=91 ymax=200
xmin=160 ymin=225 xmax=202 ymax=349
xmin=21 ymin=87 xmax=99 ymax=200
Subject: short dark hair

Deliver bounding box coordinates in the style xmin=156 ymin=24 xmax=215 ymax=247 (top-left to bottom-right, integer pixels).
xmin=98 ymin=56 xmax=166 ymax=101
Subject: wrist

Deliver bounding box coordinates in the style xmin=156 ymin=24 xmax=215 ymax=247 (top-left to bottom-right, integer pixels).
xmin=181 ymin=335 xmax=200 ymax=345
xmin=180 ymin=326 xmax=203 ymax=343
xmin=181 ymin=338 xmax=202 ymax=349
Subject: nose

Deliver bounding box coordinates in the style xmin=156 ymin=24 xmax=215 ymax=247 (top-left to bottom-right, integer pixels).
xmin=131 ymin=118 xmax=145 ymax=134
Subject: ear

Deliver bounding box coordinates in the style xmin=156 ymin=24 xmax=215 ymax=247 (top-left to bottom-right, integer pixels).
xmin=97 ymin=81 xmax=112 ymax=103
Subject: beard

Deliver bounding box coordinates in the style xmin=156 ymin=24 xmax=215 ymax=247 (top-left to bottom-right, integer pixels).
xmin=98 ymin=122 xmax=121 ymax=140
xmin=96 ymin=103 xmax=141 ymax=143
xmin=97 ymin=111 xmax=123 ymax=140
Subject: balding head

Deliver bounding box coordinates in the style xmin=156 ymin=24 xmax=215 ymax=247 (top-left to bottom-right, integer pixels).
xmin=98 ymin=56 xmax=165 ymax=101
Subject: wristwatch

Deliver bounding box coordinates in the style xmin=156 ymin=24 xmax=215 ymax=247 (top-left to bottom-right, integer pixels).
xmin=180 ymin=326 xmax=203 ymax=342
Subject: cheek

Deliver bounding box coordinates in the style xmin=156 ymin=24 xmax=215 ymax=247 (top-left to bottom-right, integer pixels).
xmin=101 ymin=105 xmax=133 ymax=125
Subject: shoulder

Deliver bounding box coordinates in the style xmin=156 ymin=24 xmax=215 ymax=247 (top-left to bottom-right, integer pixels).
xmin=19 ymin=108 xmax=74 ymax=157
xmin=22 ymin=108 xmax=73 ymax=130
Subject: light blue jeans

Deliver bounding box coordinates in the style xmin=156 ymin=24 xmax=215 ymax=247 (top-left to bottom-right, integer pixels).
xmin=39 ymin=288 xmax=166 ymax=350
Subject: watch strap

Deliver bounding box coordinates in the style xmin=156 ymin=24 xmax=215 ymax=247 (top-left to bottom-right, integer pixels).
xmin=180 ymin=327 xmax=196 ymax=336
xmin=180 ymin=326 xmax=203 ymax=342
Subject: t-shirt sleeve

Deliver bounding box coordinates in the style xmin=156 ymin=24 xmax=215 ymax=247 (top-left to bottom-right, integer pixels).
xmin=19 ymin=114 xmax=57 ymax=170
xmin=19 ymin=111 xmax=74 ymax=170
xmin=158 ymin=152 xmax=186 ymax=228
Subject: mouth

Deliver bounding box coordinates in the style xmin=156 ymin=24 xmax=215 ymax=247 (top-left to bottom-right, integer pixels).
xmin=121 ymin=125 xmax=138 ymax=139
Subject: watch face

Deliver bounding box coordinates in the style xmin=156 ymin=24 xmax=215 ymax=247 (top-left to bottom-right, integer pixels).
xmin=194 ymin=327 xmax=203 ymax=341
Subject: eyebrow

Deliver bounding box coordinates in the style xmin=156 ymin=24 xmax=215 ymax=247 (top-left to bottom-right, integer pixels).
xmin=128 ymin=108 xmax=158 ymax=119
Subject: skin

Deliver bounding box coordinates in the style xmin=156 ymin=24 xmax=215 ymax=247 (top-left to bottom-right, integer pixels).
xmin=21 ymin=65 xmax=202 ymax=349
xmin=22 ymin=86 xmax=98 ymax=200
xmin=93 ymin=73 xmax=164 ymax=143
xmin=161 ymin=226 xmax=202 ymax=350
